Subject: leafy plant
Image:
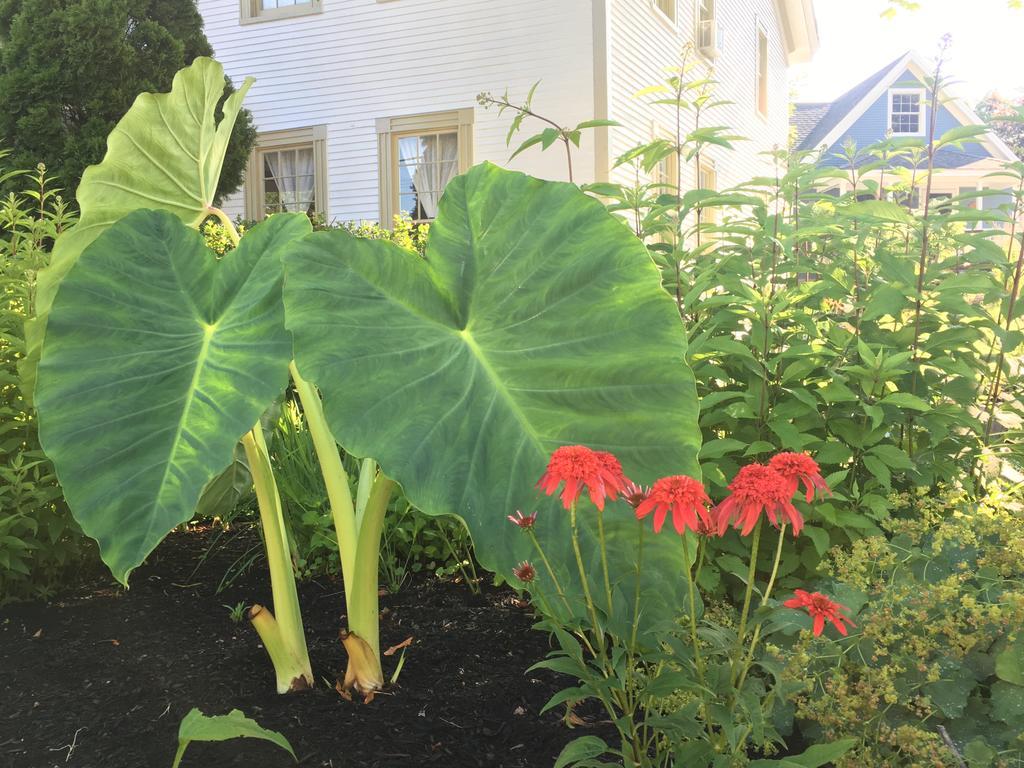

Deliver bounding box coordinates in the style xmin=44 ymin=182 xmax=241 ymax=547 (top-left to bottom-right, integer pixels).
xmin=33 ymin=59 xmax=705 ymax=700
xmin=0 ymin=156 xmax=89 ymax=602
xmin=172 ymin=708 xmax=295 ymax=768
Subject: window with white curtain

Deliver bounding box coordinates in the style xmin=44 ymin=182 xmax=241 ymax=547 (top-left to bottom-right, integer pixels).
xmin=377 ymin=109 xmax=474 ymax=225
xmin=245 ymin=126 xmax=327 ymax=221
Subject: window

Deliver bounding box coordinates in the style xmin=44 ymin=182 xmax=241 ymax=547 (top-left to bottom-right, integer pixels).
xmin=377 ymin=109 xmax=474 ymax=224
xmin=696 ymin=0 xmax=717 ymax=57
xmin=240 ymin=0 xmax=322 ymax=24
xmin=889 ymin=89 xmax=925 ymax=135
xmin=755 ymin=27 xmax=769 ymax=117
xmin=654 ymin=0 xmax=676 ymax=22
xmin=245 ymin=126 xmax=327 ymax=220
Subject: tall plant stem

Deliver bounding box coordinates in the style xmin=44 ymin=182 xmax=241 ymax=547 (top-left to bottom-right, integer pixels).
xmin=569 ymin=501 xmax=605 ymax=655
xmin=288 ymin=363 xmax=358 ymax=602
xmin=733 ymin=524 xmax=787 ymax=692
xmin=629 ymin=520 xmax=645 ymax=653
xmin=241 ymin=426 xmax=313 ymax=693
xmin=733 ymin=519 xmax=763 ymax=658
xmin=681 ymin=532 xmax=705 ymax=683
xmin=596 ymin=508 xmax=614 ymax=618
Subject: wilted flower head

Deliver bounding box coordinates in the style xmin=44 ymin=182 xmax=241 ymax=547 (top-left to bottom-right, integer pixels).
xmin=507 ymin=510 xmax=538 ymax=530
xmin=621 ymin=481 xmax=650 ymax=510
xmin=769 ymin=452 xmax=830 ymax=502
xmin=635 ymin=475 xmax=713 ymax=535
xmin=512 ymin=561 xmax=536 ymax=583
xmin=784 ymin=589 xmax=855 ymax=637
xmin=713 ymin=463 xmax=803 ymax=537
xmin=537 ymin=445 xmax=628 ymax=511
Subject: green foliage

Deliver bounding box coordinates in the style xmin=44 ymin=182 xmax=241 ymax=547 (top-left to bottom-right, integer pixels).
xmin=0 ymin=0 xmax=256 ymax=202
xmin=172 ymin=708 xmax=295 ymax=768
xmin=36 ymin=210 xmax=310 ymax=583
xmin=785 ymin=487 xmax=1024 ymax=767
xmin=977 ymin=94 xmax=1024 ymax=161
xmin=0 ymin=157 xmax=90 ymax=602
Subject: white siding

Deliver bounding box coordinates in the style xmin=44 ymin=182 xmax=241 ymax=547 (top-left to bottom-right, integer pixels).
xmin=606 ymin=0 xmax=791 ymax=191
xmin=198 ymin=0 xmax=596 ymax=221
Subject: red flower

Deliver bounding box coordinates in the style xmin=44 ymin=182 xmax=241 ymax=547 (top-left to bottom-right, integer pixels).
xmin=784 ymin=589 xmax=855 ymax=636
xmin=713 ymin=463 xmax=804 ymax=536
xmin=769 ymin=452 xmax=831 ymax=502
xmin=507 ymin=510 xmax=538 ymax=530
xmin=537 ymin=445 xmax=626 ymax=511
xmin=621 ymin=481 xmax=650 ymax=510
xmin=512 ymin=561 xmax=536 ymax=583
xmin=635 ymin=475 xmax=713 ymax=535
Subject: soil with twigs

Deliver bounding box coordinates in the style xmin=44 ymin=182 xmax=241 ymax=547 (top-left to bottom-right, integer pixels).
xmin=0 ymin=526 xmax=605 ymax=767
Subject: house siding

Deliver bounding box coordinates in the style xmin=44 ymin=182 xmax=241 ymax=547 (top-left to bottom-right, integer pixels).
xmin=818 ymin=68 xmax=996 ymax=168
xmin=198 ymin=0 xmax=596 ymax=221
xmin=606 ymin=0 xmax=792 ymax=191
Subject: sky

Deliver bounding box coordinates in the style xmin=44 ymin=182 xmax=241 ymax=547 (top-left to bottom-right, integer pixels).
xmin=790 ymin=0 xmax=1024 ymax=108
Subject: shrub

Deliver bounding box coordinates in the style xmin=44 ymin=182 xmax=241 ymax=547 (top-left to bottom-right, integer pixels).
xmin=784 ymin=487 xmax=1024 ymax=767
xmin=0 ymin=158 xmax=91 ymax=602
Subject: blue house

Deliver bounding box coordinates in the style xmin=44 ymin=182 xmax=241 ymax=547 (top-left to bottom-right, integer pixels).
xmin=792 ymin=51 xmax=1018 ymax=218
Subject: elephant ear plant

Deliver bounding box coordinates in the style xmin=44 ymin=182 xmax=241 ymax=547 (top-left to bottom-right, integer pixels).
xmin=33 ymin=60 xmax=705 ymax=698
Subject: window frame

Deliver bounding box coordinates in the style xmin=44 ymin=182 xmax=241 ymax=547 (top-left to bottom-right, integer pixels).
xmin=245 ymin=125 xmax=328 ymax=221
xmin=376 ymin=108 xmax=474 ymax=225
xmin=697 ymin=158 xmax=719 ymax=225
xmin=240 ymin=0 xmax=323 ymax=25
xmin=695 ymin=0 xmax=718 ymax=59
xmin=653 ymin=0 xmax=677 ymax=25
xmin=888 ymin=87 xmax=926 ymax=137
xmin=755 ymin=23 xmax=769 ymax=119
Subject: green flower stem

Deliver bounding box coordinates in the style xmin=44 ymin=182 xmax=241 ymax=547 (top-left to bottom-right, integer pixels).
xmin=596 ymin=507 xmax=615 ymax=618
xmin=241 ymin=426 xmax=313 ymax=692
xmin=288 ymin=362 xmax=357 ymax=605
xmin=569 ymin=500 xmax=606 ymax=655
xmin=734 ymin=518 xmax=763 ymax=650
xmin=734 ymin=523 xmax=787 ymax=693
xmin=527 ymin=529 xmax=574 ymax=617
xmin=629 ymin=520 xmax=645 ymax=653
xmin=681 ymin=532 xmax=706 ymax=684
xmin=208 ymin=206 xmax=240 ymax=247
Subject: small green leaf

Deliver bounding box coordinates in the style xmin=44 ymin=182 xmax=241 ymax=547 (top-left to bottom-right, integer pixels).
xmin=880 ymin=393 xmax=931 ymax=411
xmin=996 ymin=635 xmax=1024 ymax=685
xmin=172 ymin=708 xmax=295 ymax=768
xmin=748 ymin=738 xmax=857 ymax=767
xmin=554 ymin=736 xmax=609 ymax=768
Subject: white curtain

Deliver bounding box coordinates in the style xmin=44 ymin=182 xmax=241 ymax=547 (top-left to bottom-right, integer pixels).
xmin=264 ymin=148 xmax=316 ymax=214
xmin=411 ymin=133 xmax=459 ymax=220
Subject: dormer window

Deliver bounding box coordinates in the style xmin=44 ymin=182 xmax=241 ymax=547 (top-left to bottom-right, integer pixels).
xmin=889 ymin=88 xmax=925 ymax=135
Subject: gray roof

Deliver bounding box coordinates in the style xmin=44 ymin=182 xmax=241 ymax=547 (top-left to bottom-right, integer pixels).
xmin=793 ymin=53 xmax=909 ymax=151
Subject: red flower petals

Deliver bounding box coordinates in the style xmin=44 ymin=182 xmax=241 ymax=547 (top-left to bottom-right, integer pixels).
xmin=507 ymin=510 xmax=538 ymax=530
xmin=512 ymin=561 xmax=537 ymax=583
xmin=713 ymin=463 xmax=804 ymax=537
xmin=784 ymin=589 xmax=855 ymax=636
xmin=769 ymin=452 xmax=831 ymax=502
xmin=537 ymin=445 xmax=629 ymax=511
xmin=635 ymin=475 xmax=712 ymax=535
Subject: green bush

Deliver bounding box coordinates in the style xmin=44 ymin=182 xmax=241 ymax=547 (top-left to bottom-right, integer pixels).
xmin=0 ymin=158 xmax=92 ymax=601
xmin=783 ymin=487 xmax=1024 ymax=767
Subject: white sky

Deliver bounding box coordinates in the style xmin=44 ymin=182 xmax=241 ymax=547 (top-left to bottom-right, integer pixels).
xmin=791 ymin=0 xmax=1024 ymax=107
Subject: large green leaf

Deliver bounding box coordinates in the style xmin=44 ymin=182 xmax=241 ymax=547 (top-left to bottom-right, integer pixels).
xmin=36 ymin=210 xmax=309 ymax=583
xmin=23 ymin=57 xmax=253 ymax=399
xmin=284 ymin=162 xmax=702 ymax=624
xmin=173 ymin=708 xmax=295 ymax=768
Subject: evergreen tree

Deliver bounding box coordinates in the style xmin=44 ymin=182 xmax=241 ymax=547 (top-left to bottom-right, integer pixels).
xmin=0 ymin=0 xmax=257 ymax=201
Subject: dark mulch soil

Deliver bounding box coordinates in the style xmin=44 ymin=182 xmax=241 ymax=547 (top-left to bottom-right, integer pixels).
xmin=0 ymin=527 xmax=599 ymax=768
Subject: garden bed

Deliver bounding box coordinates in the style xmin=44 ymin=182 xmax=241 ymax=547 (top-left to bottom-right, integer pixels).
xmin=0 ymin=528 xmax=588 ymax=767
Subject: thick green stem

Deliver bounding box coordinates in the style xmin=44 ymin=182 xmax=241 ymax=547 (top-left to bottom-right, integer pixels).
xmin=346 ymin=469 xmax=396 ymax=683
xmin=288 ymin=362 xmax=358 ymax=604
xmin=248 ymin=604 xmax=310 ymax=693
xmin=241 ymin=427 xmax=313 ymax=692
